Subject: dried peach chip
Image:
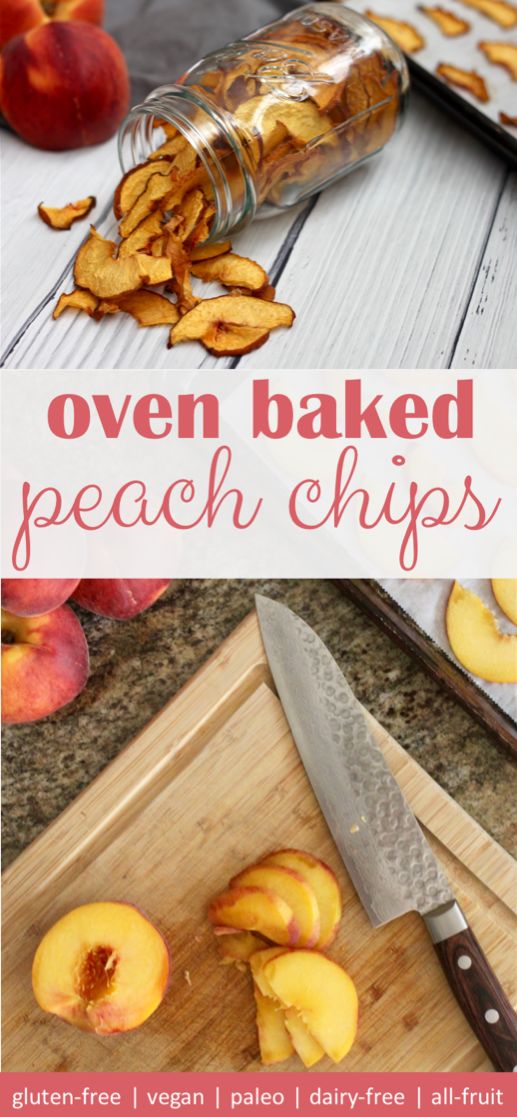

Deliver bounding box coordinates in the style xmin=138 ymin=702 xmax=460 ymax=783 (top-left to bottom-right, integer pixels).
xmin=169 ymin=295 xmax=295 ymax=347
xmin=436 ymin=63 xmax=490 ymax=101
xmin=191 ymin=253 xmax=268 ymax=291
xmin=38 ymin=196 xmax=96 ymax=230
xmin=108 ymin=290 xmax=180 ymax=327
xmin=74 ymin=227 xmax=171 ymax=299
xmin=53 ymin=288 xmax=99 ymax=319
xmin=500 ymin=110 xmax=517 ymax=124
xmin=114 ymin=160 xmax=173 ymax=219
xmin=479 ymin=41 xmax=517 ymax=79
xmin=187 ymin=202 xmax=216 ymax=248
xmin=190 ymin=240 xmax=232 ymax=261
xmin=118 ymin=212 xmax=164 ymax=258
xmin=149 ymin=134 xmax=191 ymax=162
xmin=178 ymin=189 xmax=206 ymax=241
xmin=202 ymin=323 xmax=271 ymax=356
xmin=418 ymin=6 xmax=470 ymax=34
xmin=164 ymin=227 xmax=198 ymax=314
xmin=119 ymin=170 xmax=176 ymax=238
xmin=455 ymin=0 xmax=516 ymax=28
xmin=365 ymin=12 xmax=425 ymax=52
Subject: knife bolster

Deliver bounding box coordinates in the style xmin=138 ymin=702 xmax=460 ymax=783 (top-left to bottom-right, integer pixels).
xmin=423 ymin=900 xmax=467 ymax=943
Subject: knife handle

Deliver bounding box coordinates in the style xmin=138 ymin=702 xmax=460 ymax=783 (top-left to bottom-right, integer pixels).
xmin=431 ymin=916 xmax=517 ymax=1071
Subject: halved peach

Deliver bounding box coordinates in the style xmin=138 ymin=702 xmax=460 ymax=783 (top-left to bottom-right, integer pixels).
xmin=230 ymin=864 xmax=319 ymax=948
xmin=492 ymin=579 xmax=517 ymax=626
xmin=208 ymin=887 xmax=299 ymax=946
xmin=254 ymin=986 xmax=294 ymax=1064
xmin=446 ymin=581 xmax=517 ymax=683
xmin=260 ymin=849 xmax=342 ymax=948
xmin=263 ymin=951 xmax=358 ymax=1064
xmin=284 ymin=1008 xmax=325 ymax=1068
xmin=32 ymin=901 xmax=170 ymax=1034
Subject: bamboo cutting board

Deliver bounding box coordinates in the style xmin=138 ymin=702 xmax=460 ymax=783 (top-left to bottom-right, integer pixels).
xmin=2 ymin=611 xmax=516 ymax=1073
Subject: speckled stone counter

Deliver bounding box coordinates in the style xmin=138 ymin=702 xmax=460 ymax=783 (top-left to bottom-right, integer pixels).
xmin=3 ymin=579 xmax=516 ymax=867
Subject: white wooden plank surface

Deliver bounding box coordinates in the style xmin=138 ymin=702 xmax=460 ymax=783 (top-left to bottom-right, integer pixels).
xmin=238 ymin=93 xmax=508 ymax=370
xmin=451 ymin=172 xmax=517 ymax=370
xmin=1 ymin=90 xmax=514 ymax=370
xmin=1 ymin=132 xmax=119 ymax=333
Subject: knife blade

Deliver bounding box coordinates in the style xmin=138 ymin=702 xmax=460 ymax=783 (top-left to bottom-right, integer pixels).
xmin=256 ymin=594 xmax=517 ymax=1072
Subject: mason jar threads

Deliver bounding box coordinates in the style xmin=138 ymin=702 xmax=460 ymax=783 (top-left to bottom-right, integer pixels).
xmin=119 ymin=3 xmax=409 ymax=242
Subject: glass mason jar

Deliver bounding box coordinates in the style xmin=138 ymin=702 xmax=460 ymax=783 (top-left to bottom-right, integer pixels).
xmin=118 ymin=3 xmax=409 ymax=242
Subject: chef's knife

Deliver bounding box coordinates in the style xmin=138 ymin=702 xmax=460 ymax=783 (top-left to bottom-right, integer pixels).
xmin=256 ymin=594 xmax=517 ymax=1072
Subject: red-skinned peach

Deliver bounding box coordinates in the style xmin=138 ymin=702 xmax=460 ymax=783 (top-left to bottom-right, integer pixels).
xmin=1 ymin=578 xmax=80 ymax=617
xmin=72 ymin=579 xmax=172 ymax=620
xmin=0 ymin=1 xmax=104 ymax=49
xmin=0 ymin=22 xmax=130 ymax=151
xmin=1 ymin=605 xmax=89 ymax=724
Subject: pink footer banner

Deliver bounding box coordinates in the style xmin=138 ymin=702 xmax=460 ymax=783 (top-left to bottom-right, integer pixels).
xmin=0 ymin=1074 xmax=515 ymax=1117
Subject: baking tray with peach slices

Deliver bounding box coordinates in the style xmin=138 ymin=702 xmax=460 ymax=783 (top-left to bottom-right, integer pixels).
xmin=350 ymin=2 xmax=517 ymax=165
xmin=2 ymin=610 xmax=516 ymax=1071
xmin=336 ymin=579 xmax=517 ymax=757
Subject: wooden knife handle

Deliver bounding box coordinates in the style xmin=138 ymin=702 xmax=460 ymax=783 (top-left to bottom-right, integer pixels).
xmin=434 ymin=924 xmax=517 ymax=1071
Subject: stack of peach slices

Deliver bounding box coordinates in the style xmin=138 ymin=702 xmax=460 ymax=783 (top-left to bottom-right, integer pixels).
xmin=42 ymin=128 xmax=295 ymax=357
xmin=209 ymin=848 xmax=358 ymax=1067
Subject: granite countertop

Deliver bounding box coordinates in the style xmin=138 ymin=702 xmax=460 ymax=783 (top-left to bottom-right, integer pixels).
xmin=3 ymin=579 xmax=516 ymax=868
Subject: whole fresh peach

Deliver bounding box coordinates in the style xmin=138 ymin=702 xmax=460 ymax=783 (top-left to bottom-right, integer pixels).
xmin=0 ymin=1 xmax=104 ymax=49
xmin=73 ymin=579 xmax=172 ymax=620
xmin=1 ymin=605 xmax=89 ymax=723
xmin=1 ymin=578 xmax=80 ymax=617
xmin=0 ymin=21 xmax=130 ymax=150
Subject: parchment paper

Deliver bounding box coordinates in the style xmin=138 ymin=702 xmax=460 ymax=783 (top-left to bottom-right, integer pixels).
xmin=379 ymin=579 xmax=517 ymax=721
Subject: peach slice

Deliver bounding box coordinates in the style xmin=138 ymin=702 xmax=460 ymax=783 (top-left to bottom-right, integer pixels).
xmin=249 ymin=946 xmax=288 ymax=998
xmin=254 ymin=986 xmax=294 ymax=1064
xmin=446 ymin=582 xmax=517 ymax=683
xmin=284 ymin=1008 xmax=325 ymax=1068
xmin=32 ymin=901 xmax=169 ymax=1035
xmin=263 ymin=951 xmax=358 ymax=1064
xmin=2 ymin=605 xmax=89 ymax=724
xmin=74 ymin=228 xmax=172 ymax=299
xmin=492 ymin=579 xmax=517 ymax=626
xmin=208 ymin=887 xmax=299 ymax=946
xmin=169 ymin=295 xmax=294 ymax=347
xmin=38 ymin=196 xmax=96 ymax=230
xmin=260 ymin=850 xmax=342 ymax=948
xmin=230 ymin=864 xmax=320 ymax=948
xmin=365 ymin=12 xmax=425 ymax=52
xmin=1 ymin=578 xmax=80 ymax=616
xmin=218 ymin=931 xmax=265 ymax=966
xmin=53 ymin=289 xmax=100 ymax=320
xmin=190 ymin=240 xmax=232 ymax=261
xmin=191 ymin=253 xmax=268 ymax=292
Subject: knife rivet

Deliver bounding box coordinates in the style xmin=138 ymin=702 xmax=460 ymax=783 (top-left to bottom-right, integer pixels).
xmin=485 ymin=1009 xmax=499 ymax=1024
xmin=457 ymin=955 xmax=472 ymax=970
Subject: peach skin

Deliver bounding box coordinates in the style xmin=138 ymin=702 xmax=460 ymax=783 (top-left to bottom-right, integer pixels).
xmin=72 ymin=579 xmax=172 ymax=620
xmin=0 ymin=21 xmax=129 ymax=150
xmin=1 ymin=578 xmax=80 ymax=617
xmin=1 ymin=604 xmax=89 ymax=723
xmin=0 ymin=2 xmax=104 ymax=49
xmin=32 ymin=901 xmax=170 ymax=1034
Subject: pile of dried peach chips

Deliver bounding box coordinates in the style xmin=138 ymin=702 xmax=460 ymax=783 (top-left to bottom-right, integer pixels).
xmin=51 ymin=128 xmax=295 ymax=357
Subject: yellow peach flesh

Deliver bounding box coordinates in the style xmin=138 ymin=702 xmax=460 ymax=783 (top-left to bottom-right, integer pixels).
xmin=260 ymin=849 xmax=342 ymax=948
xmin=32 ymin=901 xmax=169 ymax=1035
xmin=264 ymin=950 xmax=358 ymax=1064
xmin=208 ymin=886 xmax=299 ymax=946
xmin=230 ymin=864 xmax=319 ymax=947
xmin=446 ymin=581 xmax=517 ymax=683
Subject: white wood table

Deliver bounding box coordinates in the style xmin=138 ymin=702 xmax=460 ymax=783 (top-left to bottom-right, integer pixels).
xmin=1 ymin=89 xmax=515 ymax=370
